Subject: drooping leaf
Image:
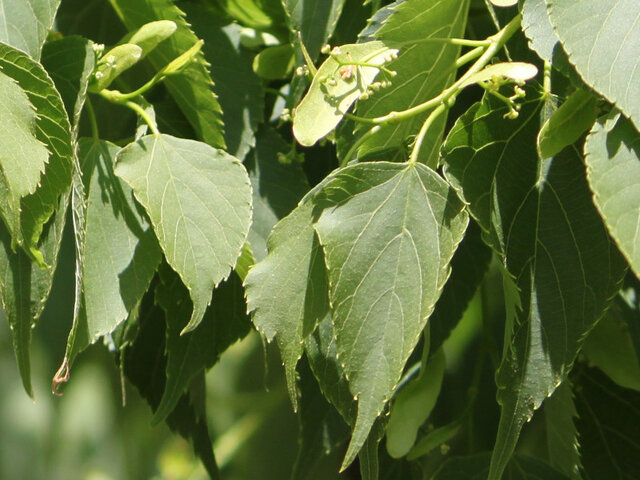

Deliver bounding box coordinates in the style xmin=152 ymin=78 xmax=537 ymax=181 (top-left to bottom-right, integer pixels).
xmin=538 ymin=88 xmax=598 ymax=159
xmin=386 ymin=348 xmax=446 ymax=458
xmin=0 ymin=192 xmax=69 ymax=397
xmin=546 ymin=0 xmax=640 ymax=130
xmin=115 ymin=134 xmax=251 ymax=332
xmin=431 ymin=453 xmax=572 ymax=480
xmin=41 ymin=36 xmax=97 ymax=136
xmin=0 ymin=0 xmax=60 ymax=59
xmin=108 ymin=0 xmax=225 ymax=148
xmin=152 ymin=264 xmax=251 ymax=424
xmin=81 ymin=139 xmax=161 ymax=343
xmin=429 ymin=221 xmax=492 ymax=354
xmin=244 ymin=200 xmax=329 ymax=409
xmin=0 ymin=72 xmax=49 ymax=241
xmin=573 ymin=364 xmax=640 ymax=479
xmin=0 ymin=43 xmax=74 ymax=263
xmin=292 ymin=41 xmax=398 ymax=147
xmin=312 ymin=161 xmax=468 ymax=468
xmin=441 ymin=94 xmax=626 ymax=480
xmin=181 ymin=3 xmax=264 ymax=160
xmin=543 ymin=381 xmax=582 ymax=479
xmin=352 ymin=0 xmax=470 ymax=163
xmin=122 ymin=291 xmax=220 ymax=479
xmin=245 ymin=127 xmax=309 ymax=261
xmin=585 ymin=114 xmax=640 ymax=281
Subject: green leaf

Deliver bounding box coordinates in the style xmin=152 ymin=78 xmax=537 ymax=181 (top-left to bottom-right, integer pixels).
xmin=245 ymin=128 xmax=309 ymax=261
xmin=582 ymin=297 xmax=640 ymax=391
xmin=0 ymin=192 xmax=69 ymax=397
xmin=41 ymin=36 xmax=97 ymax=135
xmin=292 ymin=41 xmax=397 ymax=147
xmin=573 ymin=364 xmax=640 ymax=479
xmin=312 ymin=161 xmax=468 ymax=468
xmin=115 ymin=134 xmax=252 ymax=333
xmin=352 ymin=0 xmax=470 ymax=163
xmin=153 ymin=264 xmax=251 ymax=424
xmin=521 ymin=0 xmax=558 ymax=64
xmin=543 ymin=381 xmax=582 ymax=479
xmin=407 ymin=420 xmax=462 ymax=460
xmin=538 ymin=88 xmax=598 ymax=159
xmin=0 ymin=0 xmax=60 ymax=59
xmin=0 ymin=43 xmax=74 ymax=264
xmin=546 ymin=0 xmax=640 ymax=130
xmin=429 ymin=221 xmax=492 ymax=354
xmin=441 ymin=94 xmax=626 ymax=480
xmin=122 ymin=292 xmax=220 ymax=479
xmin=431 ymin=453 xmax=572 ymax=480
xmin=0 ymin=72 xmax=49 ymax=241
xmin=81 ymin=139 xmax=161 ymax=343
xmin=181 ymin=3 xmax=264 ymax=160
xmin=244 ymin=200 xmax=329 ymax=409
xmin=109 ymin=0 xmax=225 ymax=148
xmin=282 ymin=0 xmax=346 ymax=61
xmin=305 ymin=313 xmax=356 ymax=424
xmin=386 ymin=348 xmax=446 ymax=458
xmin=585 ymin=114 xmax=640 ymax=281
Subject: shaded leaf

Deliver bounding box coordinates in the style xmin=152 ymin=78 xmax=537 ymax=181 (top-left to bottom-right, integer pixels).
xmin=181 ymin=3 xmax=264 ymax=160
xmin=0 ymin=43 xmax=74 ymax=263
xmin=0 ymin=0 xmax=60 ymax=59
xmin=441 ymin=94 xmax=626 ymax=480
xmin=244 ymin=200 xmax=329 ymax=409
xmin=122 ymin=292 xmax=220 ymax=479
xmin=109 ymin=0 xmax=225 ymax=147
xmin=115 ymin=134 xmax=252 ymax=332
xmin=573 ymin=364 xmax=640 ymax=480
xmin=585 ymin=114 xmax=640 ymax=281
xmin=313 ymin=161 xmax=468 ymax=468
xmin=152 ymin=265 xmax=251 ymax=424
xmin=245 ymin=127 xmax=309 ymax=261
xmin=547 ymin=0 xmax=640 ymax=130
xmin=431 ymin=453 xmax=571 ymax=480
xmin=543 ymin=381 xmax=582 ymax=479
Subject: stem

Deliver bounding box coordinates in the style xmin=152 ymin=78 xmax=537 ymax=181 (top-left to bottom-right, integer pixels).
xmin=100 ymin=70 xmax=165 ymax=103
xmin=372 ymin=14 xmax=522 ymax=125
xmin=85 ymin=97 xmax=100 ymax=140
xmin=543 ymin=60 xmax=552 ymax=99
xmin=297 ymin=31 xmax=318 ymax=77
xmin=408 ymin=102 xmax=448 ymax=166
xmin=341 ymin=125 xmax=381 ymax=165
xmin=124 ymin=100 xmax=160 ymax=136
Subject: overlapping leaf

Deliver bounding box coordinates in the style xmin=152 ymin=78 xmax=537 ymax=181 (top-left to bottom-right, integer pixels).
xmin=0 ymin=72 xmax=49 ymax=240
xmin=442 ymin=94 xmax=626 ymax=480
xmin=115 ymin=134 xmax=251 ymax=333
xmin=547 ymin=0 xmax=640 ymax=130
xmin=182 ymin=3 xmax=264 ymax=160
xmin=109 ymin=0 xmax=225 ymax=147
xmin=0 ymin=0 xmax=60 ymax=59
xmin=244 ymin=200 xmax=329 ymax=408
xmin=352 ymin=0 xmax=470 ymax=163
xmin=585 ymin=114 xmax=640 ymax=281
xmin=313 ymin=161 xmax=468 ymax=468
xmin=0 ymin=43 xmax=74 ymax=263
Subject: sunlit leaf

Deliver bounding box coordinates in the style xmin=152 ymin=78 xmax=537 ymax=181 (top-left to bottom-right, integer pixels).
xmin=0 ymin=0 xmax=60 ymax=59
xmin=115 ymin=134 xmax=252 ymax=332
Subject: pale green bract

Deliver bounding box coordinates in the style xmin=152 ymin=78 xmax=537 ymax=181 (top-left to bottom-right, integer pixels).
xmin=292 ymin=41 xmax=398 ymax=147
xmin=313 ymin=161 xmax=468 ymax=469
xmin=115 ymin=134 xmax=252 ymax=333
xmin=459 ymin=62 xmax=538 ymax=89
